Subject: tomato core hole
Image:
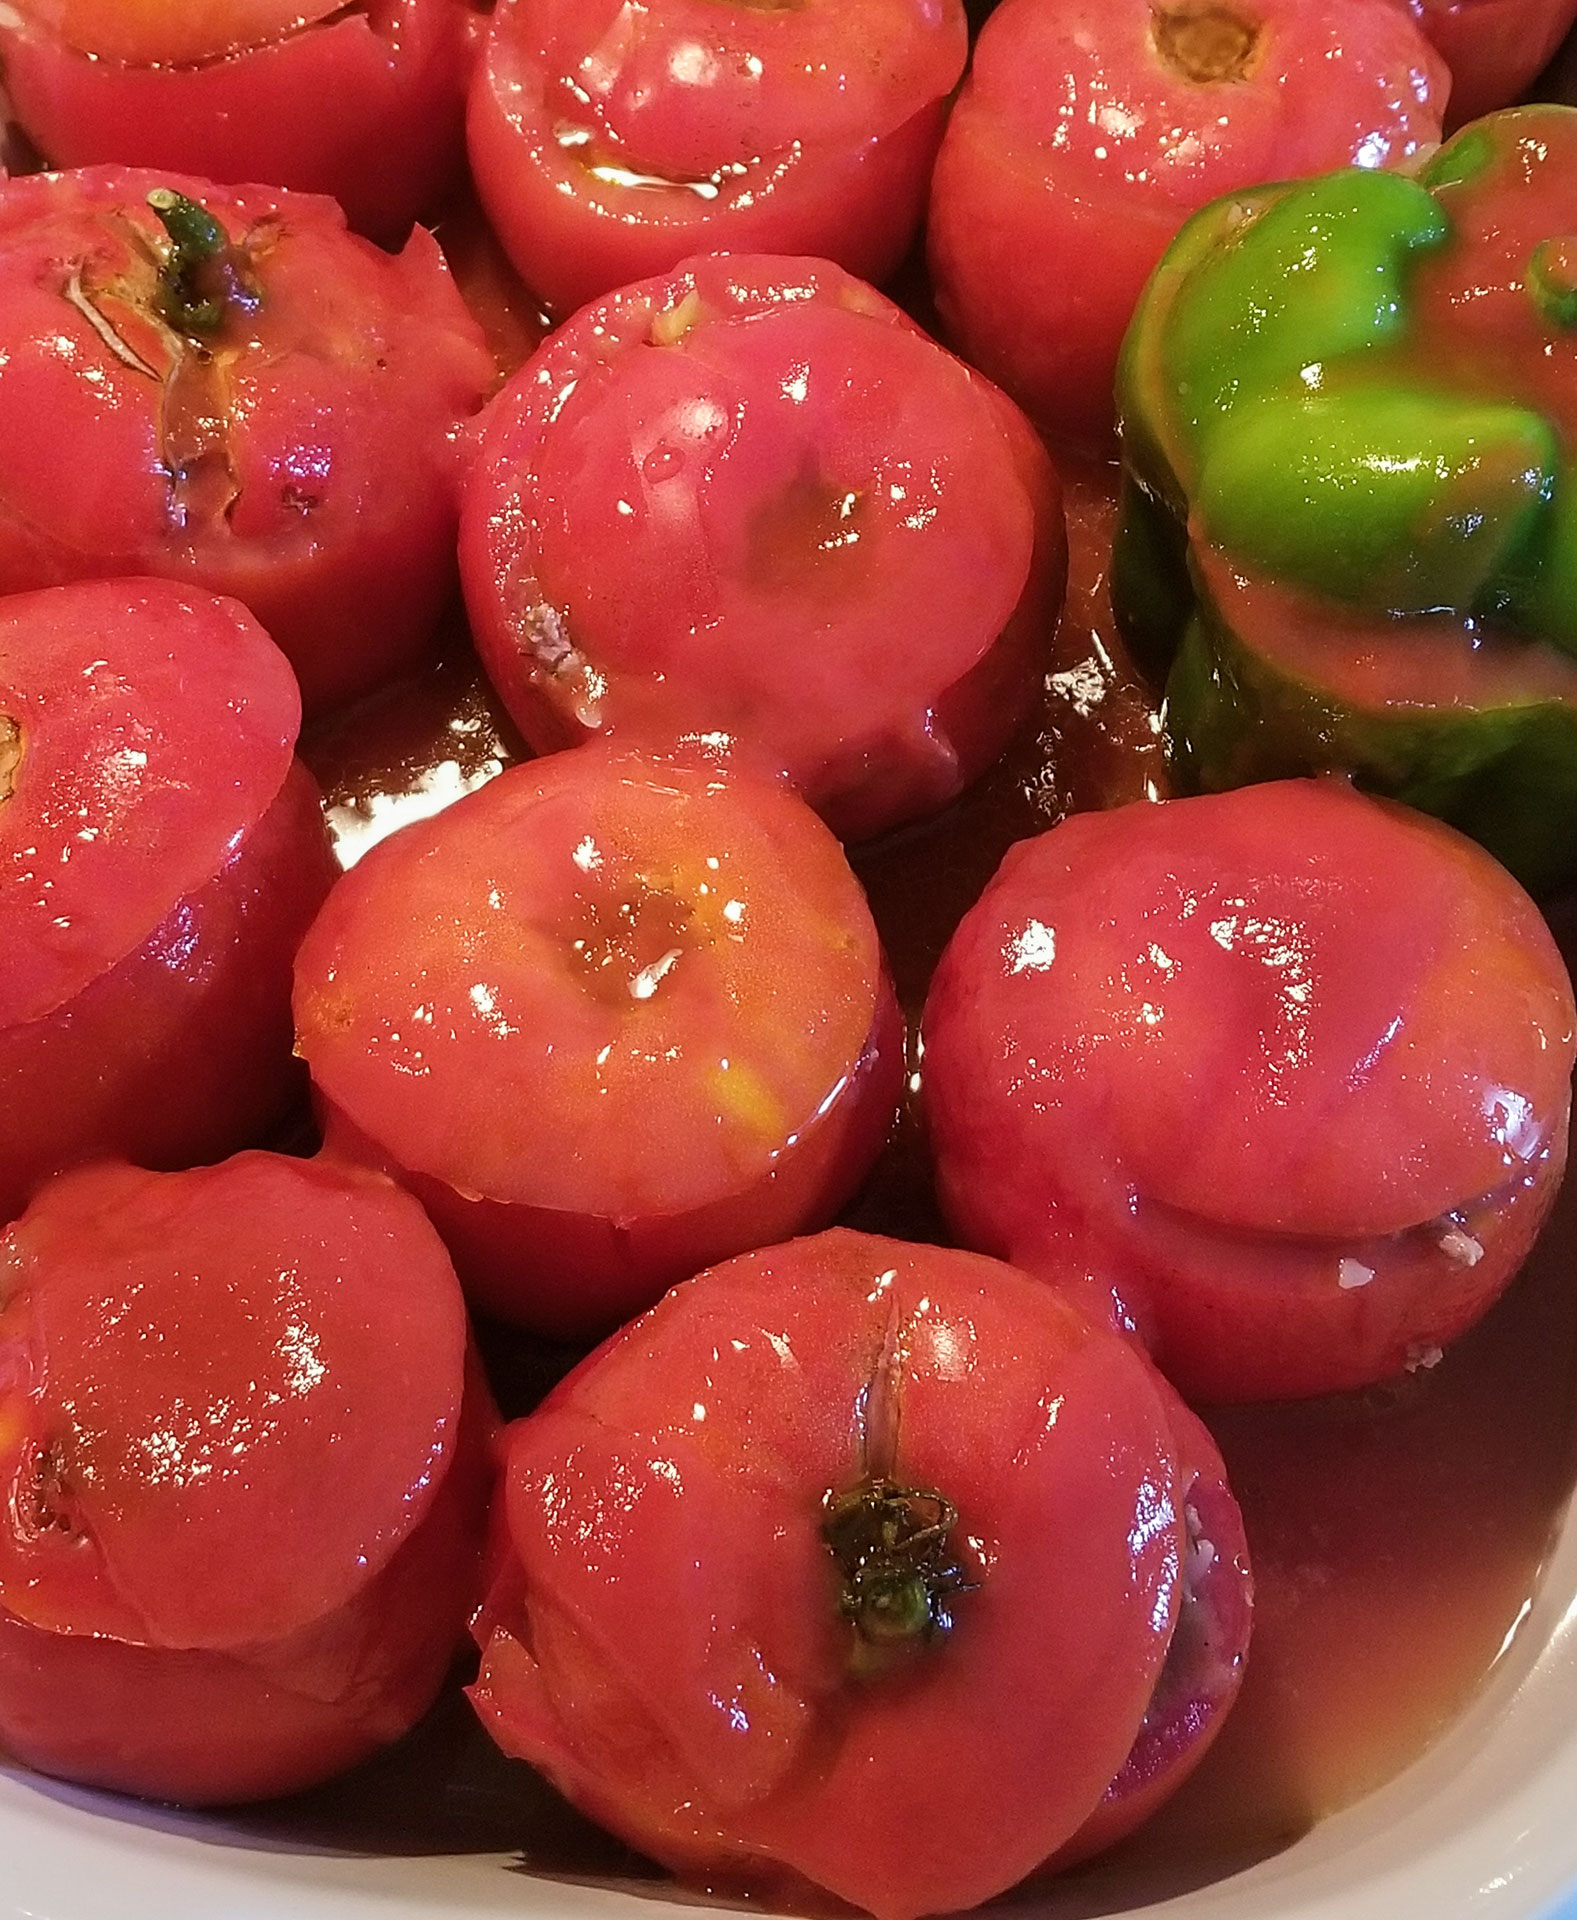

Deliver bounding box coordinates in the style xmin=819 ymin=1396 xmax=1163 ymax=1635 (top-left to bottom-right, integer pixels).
xmin=1150 ymin=4 xmax=1262 ymax=84
xmin=565 ymin=881 xmax=701 ymax=1008
xmin=747 ymin=473 xmax=869 ymax=593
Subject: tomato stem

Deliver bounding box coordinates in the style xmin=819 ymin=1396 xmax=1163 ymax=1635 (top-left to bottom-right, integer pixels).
xmin=821 ymin=1477 xmax=974 ymax=1675
xmin=0 ymin=716 xmax=18 ymax=806
xmin=146 ymin=190 xmax=260 ymax=341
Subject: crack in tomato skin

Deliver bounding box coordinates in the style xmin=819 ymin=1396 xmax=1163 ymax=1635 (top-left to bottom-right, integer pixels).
xmin=0 ymin=718 xmax=20 ymax=806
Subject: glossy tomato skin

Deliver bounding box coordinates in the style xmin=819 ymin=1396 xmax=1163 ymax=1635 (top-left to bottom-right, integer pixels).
xmin=1412 ymin=0 xmax=1577 ymax=124
xmin=928 ymin=0 xmax=1447 ymax=451
xmin=0 ymin=0 xmax=481 ymax=244
xmin=922 ymin=780 xmax=1577 ymax=1403
xmin=295 ymin=745 xmax=905 ymax=1338
xmin=468 ymin=1229 xmax=1251 ymax=1919
xmin=0 ymin=167 xmax=493 ymax=714
xmin=468 ymin=0 xmax=967 ymax=318
xmin=462 ymin=254 xmax=1066 ymax=844
xmin=0 ymin=579 xmax=335 ymax=1224
xmin=0 ymin=1153 xmax=495 ymax=1804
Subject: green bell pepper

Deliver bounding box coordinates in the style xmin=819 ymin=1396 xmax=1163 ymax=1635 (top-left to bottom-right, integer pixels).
xmin=1115 ymin=103 xmax=1577 ymax=892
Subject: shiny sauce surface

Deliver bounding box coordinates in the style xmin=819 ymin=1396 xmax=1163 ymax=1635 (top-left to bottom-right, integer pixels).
xmin=272 ymin=469 xmax=1577 ymax=1904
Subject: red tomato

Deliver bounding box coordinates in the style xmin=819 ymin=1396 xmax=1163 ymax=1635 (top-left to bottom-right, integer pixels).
xmin=468 ymin=0 xmax=967 ymax=317
xmin=468 ymin=1229 xmax=1253 ymax=1919
xmin=0 ymin=1152 xmax=495 ymax=1804
xmin=461 ymin=254 xmax=1066 ymax=844
xmin=0 ymin=578 xmax=335 ymax=1224
xmin=1411 ymin=0 xmax=1577 ymax=124
xmin=928 ymin=0 xmax=1447 ymax=450
xmin=295 ymin=744 xmax=904 ymax=1337
xmin=0 ymin=166 xmax=493 ymax=713
xmin=922 ymin=779 xmax=1577 ymax=1403
xmin=0 ymin=0 xmax=480 ymax=243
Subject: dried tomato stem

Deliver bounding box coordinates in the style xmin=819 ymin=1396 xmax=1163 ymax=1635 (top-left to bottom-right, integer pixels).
xmin=1151 ymin=4 xmax=1262 ymax=85
xmin=0 ymin=716 xmax=20 ymax=806
xmin=821 ymin=1476 xmax=974 ymax=1677
xmin=146 ymin=189 xmax=260 ymax=341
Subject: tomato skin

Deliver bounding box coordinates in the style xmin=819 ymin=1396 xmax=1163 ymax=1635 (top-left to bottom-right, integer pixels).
xmin=0 ymin=578 xmax=334 ymax=1223
xmin=1411 ymin=0 xmax=1577 ymax=124
xmin=0 ymin=0 xmax=480 ymax=244
xmin=295 ymin=745 xmax=905 ymax=1337
xmin=462 ymin=253 xmax=1065 ymax=844
xmin=927 ymin=0 xmax=1446 ymax=451
xmin=0 ymin=1153 xmax=495 ymax=1804
xmin=0 ymin=167 xmax=493 ymax=714
xmin=922 ymin=780 xmax=1576 ymax=1403
xmin=469 ymin=1229 xmax=1248 ymax=1919
xmin=468 ymin=0 xmax=966 ymax=318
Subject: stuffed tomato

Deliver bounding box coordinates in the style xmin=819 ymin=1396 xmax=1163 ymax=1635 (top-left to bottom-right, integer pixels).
xmin=469 ymin=1229 xmax=1253 ymax=1918
xmin=294 ymin=744 xmax=903 ymax=1337
xmin=0 ymin=1152 xmax=495 ymax=1804
xmin=922 ymin=779 xmax=1576 ymax=1404
xmin=0 ymin=578 xmax=334 ymax=1225
xmin=0 ymin=166 xmax=493 ymax=713
xmin=462 ymin=254 xmax=1065 ymax=844
xmin=1410 ymin=0 xmax=1577 ymax=124
xmin=928 ymin=0 xmax=1446 ymax=449
xmin=0 ymin=0 xmax=479 ymax=242
xmin=468 ymin=0 xmax=965 ymax=317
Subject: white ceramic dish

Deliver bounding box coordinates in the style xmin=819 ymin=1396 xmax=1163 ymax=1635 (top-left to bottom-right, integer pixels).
xmin=4 ymin=1465 xmax=1577 ymax=1920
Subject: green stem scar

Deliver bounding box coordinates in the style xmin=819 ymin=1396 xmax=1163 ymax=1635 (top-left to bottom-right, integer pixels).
xmin=821 ymin=1477 xmax=973 ymax=1676
xmin=147 ymin=189 xmax=260 ymax=339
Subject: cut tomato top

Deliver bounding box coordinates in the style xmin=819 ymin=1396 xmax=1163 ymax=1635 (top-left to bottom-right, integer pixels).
xmin=295 ymin=745 xmax=889 ymax=1220
xmin=0 ymin=578 xmax=299 ymax=1031
xmin=0 ymin=1154 xmax=467 ymax=1649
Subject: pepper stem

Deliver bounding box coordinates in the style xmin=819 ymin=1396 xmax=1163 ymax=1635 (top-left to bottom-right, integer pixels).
xmin=821 ymin=1477 xmax=974 ymax=1677
xmin=146 ymin=189 xmax=259 ymax=341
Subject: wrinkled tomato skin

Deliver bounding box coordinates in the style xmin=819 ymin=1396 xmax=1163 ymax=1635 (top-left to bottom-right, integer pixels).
xmin=0 ymin=1154 xmax=496 ymax=1804
xmin=927 ymin=0 xmax=1446 ymax=451
xmin=295 ymin=746 xmax=905 ymax=1338
xmin=1412 ymin=0 xmax=1577 ymax=124
xmin=0 ymin=1 xmax=481 ymax=244
xmin=922 ymin=780 xmax=1577 ymax=1404
xmin=0 ymin=579 xmax=334 ymax=1224
xmin=0 ymin=168 xmax=493 ymax=714
xmin=468 ymin=0 xmax=966 ymax=318
xmin=462 ymin=254 xmax=1065 ymax=845
xmin=468 ymin=1229 xmax=1250 ymax=1920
